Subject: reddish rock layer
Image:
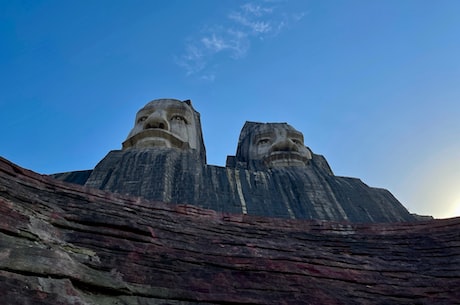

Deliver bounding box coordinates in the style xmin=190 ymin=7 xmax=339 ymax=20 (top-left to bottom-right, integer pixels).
xmin=0 ymin=156 xmax=459 ymax=304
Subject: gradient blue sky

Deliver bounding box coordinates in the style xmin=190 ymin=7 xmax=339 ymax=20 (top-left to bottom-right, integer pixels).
xmin=1 ymin=1 xmax=459 ymax=218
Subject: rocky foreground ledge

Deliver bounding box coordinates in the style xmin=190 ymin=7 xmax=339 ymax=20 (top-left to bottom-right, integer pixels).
xmin=0 ymin=156 xmax=459 ymax=304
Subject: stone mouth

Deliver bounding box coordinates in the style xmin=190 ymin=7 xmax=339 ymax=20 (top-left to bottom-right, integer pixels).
xmin=263 ymin=151 xmax=308 ymax=167
xmin=122 ymin=129 xmax=188 ymax=150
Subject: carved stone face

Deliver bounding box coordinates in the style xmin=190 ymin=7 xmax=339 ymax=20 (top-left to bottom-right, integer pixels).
xmin=237 ymin=122 xmax=312 ymax=168
xmin=122 ymin=99 xmax=201 ymax=152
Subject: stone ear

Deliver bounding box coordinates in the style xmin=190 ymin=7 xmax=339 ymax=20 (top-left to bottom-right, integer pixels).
xmin=183 ymin=99 xmax=192 ymax=106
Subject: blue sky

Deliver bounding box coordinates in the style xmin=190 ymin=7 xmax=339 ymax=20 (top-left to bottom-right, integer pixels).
xmin=1 ymin=0 xmax=459 ymax=218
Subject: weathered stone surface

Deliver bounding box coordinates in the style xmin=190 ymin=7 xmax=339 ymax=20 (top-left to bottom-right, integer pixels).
xmin=52 ymin=170 xmax=93 ymax=185
xmin=51 ymin=99 xmax=417 ymax=222
xmin=122 ymin=98 xmax=207 ymax=162
xmin=57 ymin=147 xmax=415 ymax=222
xmin=233 ymin=121 xmax=313 ymax=169
xmin=1 ymin=156 xmax=459 ymax=304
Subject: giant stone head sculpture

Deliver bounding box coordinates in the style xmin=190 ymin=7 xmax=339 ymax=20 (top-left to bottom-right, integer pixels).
xmin=234 ymin=122 xmax=312 ymax=169
xmin=122 ymin=98 xmax=206 ymax=161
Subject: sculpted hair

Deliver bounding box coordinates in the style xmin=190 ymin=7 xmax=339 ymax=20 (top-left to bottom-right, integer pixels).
xmin=235 ymin=121 xmax=259 ymax=163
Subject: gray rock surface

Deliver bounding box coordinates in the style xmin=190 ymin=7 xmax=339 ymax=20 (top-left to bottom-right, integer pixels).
xmin=54 ymin=147 xmax=415 ymax=222
xmin=51 ymin=98 xmax=416 ymax=223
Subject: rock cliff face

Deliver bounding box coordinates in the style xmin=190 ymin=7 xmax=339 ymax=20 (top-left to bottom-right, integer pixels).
xmin=54 ymin=148 xmax=415 ymax=223
xmin=51 ymin=99 xmax=417 ymax=223
xmin=1 ymin=156 xmax=459 ymax=304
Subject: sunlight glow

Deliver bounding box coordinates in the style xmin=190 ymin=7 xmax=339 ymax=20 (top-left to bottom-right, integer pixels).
xmin=453 ymin=200 xmax=460 ymax=218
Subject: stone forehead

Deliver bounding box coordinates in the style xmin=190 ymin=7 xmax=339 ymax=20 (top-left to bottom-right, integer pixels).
xmin=140 ymin=99 xmax=194 ymax=113
xmin=239 ymin=122 xmax=299 ymax=142
xmin=252 ymin=122 xmax=296 ymax=133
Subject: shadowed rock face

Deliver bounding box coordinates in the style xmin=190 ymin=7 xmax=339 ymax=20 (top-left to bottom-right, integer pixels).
xmin=1 ymin=156 xmax=459 ymax=304
xmin=52 ymin=98 xmax=416 ymax=223
xmin=77 ymin=147 xmax=415 ymax=222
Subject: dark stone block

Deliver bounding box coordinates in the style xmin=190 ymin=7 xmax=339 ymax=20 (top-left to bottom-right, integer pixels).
xmin=51 ymin=170 xmax=92 ymax=185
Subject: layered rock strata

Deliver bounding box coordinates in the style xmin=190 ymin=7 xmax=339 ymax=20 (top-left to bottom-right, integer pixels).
xmin=1 ymin=156 xmax=459 ymax=304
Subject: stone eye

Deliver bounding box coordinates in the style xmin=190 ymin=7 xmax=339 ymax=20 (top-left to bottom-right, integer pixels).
xmin=171 ymin=115 xmax=187 ymax=123
xmin=292 ymin=139 xmax=303 ymax=145
xmin=258 ymin=139 xmax=270 ymax=145
xmin=137 ymin=116 xmax=147 ymax=123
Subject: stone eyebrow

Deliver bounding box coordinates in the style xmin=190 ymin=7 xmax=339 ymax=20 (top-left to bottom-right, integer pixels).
xmin=287 ymin=130 xmax=304 ymax=139
xmin=287 ymin=130 xmax=303 ymax=138
xmin=167 ymin=106 xmax=191 ymax=115
xmin=135 ymin=109 xmax=152 ymax=122
xmin=136 ymin=105 xmax=193 ymax=118
xmin=252 ymin=131 xmax=274 ymax=143
xmin=136 ymin=108 xmax=152 ymax=117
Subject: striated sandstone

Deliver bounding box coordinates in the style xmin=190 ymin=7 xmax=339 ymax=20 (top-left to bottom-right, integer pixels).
xmin=1 ymin=156 xmax=459 ymax=304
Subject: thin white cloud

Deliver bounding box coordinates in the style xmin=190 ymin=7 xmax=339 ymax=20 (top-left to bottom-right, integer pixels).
xmin=293 ymin=12 xmax=306 ymax=22
xmin=241 ymin=3 xmax=274 ymax=16
xmin=228 ymin=12 xmax=272 ymax=34
xmin=201 ymin=34 xmax=229 ymax=52
xmin=176 ymin=0 xmax=306 ymax=80
xmin=226 ymin=30 xmax=249 ymax=58
xmin=200 ymin=74 xmax=216 ymax=82
xmin=175 ymin=44 xmax=206 ymax=75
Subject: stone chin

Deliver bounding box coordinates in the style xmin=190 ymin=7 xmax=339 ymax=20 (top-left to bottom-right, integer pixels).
xmin=263 ymin=151 xmax=310 ymax=168
xmin=122 ymin=129 xmax=189 ymax=150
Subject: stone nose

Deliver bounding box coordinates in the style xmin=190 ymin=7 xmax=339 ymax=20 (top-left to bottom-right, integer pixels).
xmin=270 ymin=138 xmax=298 ymax=153
xmin=144 ymin=111 xmax=170 ymax=131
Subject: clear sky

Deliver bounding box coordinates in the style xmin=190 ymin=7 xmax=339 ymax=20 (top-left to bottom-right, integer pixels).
xmin=1 ymin=1 xmax=459 ymax=219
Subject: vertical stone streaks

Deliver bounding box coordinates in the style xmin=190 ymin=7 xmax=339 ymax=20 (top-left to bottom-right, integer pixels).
xmin=58 ymin=149 xmax=415 ymax=222
xmin=234 ymin=169 xmax=248 ymax=214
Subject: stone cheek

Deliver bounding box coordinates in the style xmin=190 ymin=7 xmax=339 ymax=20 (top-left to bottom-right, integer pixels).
xmin=170 ymin=117 xmax=197 ymax=149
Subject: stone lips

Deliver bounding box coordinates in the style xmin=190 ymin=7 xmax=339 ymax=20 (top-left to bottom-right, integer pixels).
xmin=1 ymin=156 xmax=459 ymax=304
xmin=263 ymin=150 xmax=310 ymax=167
xmin=122 ymin=128 xmax=189 ymax=150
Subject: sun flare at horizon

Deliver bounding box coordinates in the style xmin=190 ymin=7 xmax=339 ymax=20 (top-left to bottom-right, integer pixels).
xmin=451 ymin=199 xmax=460 ymax=218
